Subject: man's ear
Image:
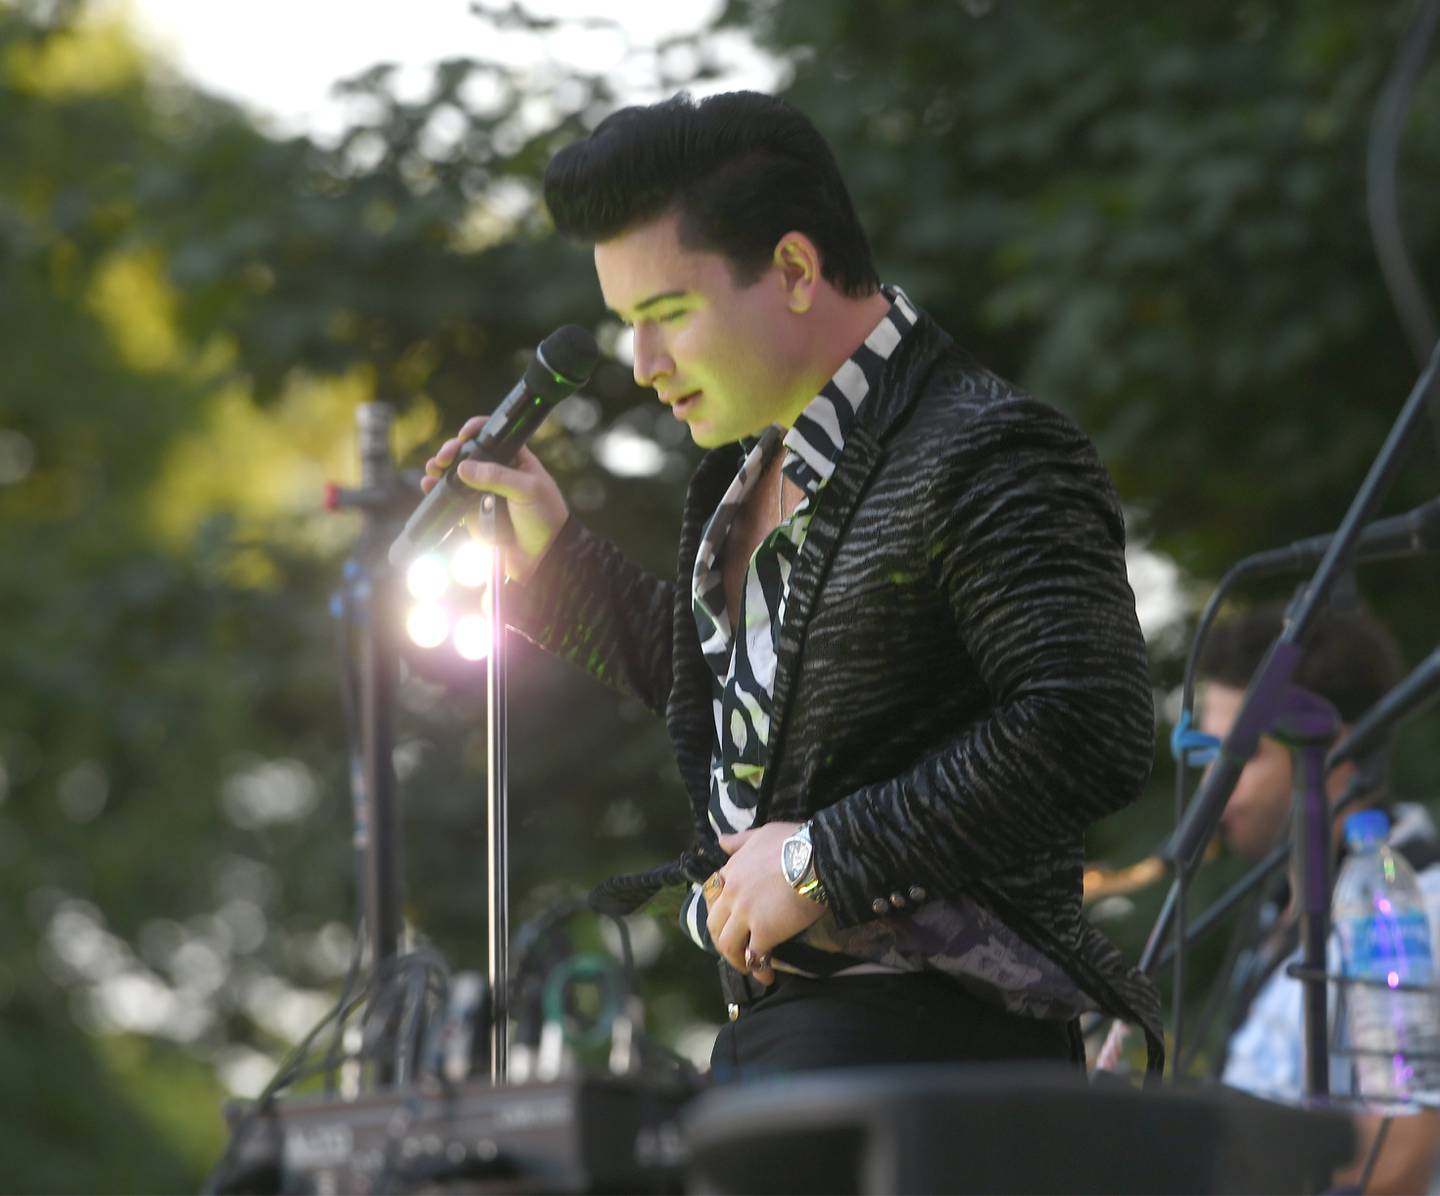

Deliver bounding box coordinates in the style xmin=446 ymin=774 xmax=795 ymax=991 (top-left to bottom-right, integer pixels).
xmin=773 ymin=232 xmax=820 ymax=313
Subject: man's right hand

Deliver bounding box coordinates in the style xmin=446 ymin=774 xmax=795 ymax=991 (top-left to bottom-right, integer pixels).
xmin=422 ymin=416 xmax=570 ymax=585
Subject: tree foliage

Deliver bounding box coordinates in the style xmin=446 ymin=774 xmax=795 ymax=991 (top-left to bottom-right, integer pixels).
xmin=729 ymin=1 xmax=1440 ymax=554
xmin=2 ymin=0 xmax=1439 ymax=1188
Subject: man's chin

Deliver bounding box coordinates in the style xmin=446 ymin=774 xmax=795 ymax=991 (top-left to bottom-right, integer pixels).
xmin=688 ymin=424 xmax=735 ymax=449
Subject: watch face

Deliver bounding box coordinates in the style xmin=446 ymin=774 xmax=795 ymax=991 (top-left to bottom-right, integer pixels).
xmin=782 ymin=837 xmax=812 ymax=886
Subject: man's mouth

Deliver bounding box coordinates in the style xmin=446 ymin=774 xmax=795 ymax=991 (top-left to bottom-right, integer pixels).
xmin=670 ymin=391 xmax=701 ymax=418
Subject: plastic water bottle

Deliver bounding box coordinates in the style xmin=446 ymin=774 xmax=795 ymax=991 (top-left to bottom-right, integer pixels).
xmin=1332 ymin=809 xmax=1440 ymax=1104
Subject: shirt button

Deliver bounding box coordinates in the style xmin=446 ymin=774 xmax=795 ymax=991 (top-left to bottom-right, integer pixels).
xmin=728 ymin=1004 xmax=740 ymax=1022
xmin=871 ymin=897 xmax=889 ymax=915
xmin=888 ymin=891 xmax=907 ymax=909
xmin=908 ymin=886 xmax=927 ymax=903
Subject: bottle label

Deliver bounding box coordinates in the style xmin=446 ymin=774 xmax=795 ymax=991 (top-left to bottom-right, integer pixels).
xmin=1340 ymin=911 xmax=1435 ymax=983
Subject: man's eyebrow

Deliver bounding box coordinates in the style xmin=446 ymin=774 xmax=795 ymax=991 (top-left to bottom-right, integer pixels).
xmin=608 ymin=290 xmax=689 ymax=321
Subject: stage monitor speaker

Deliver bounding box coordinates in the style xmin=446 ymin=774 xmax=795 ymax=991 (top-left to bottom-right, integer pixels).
xmin=683 ymin=1064 xmax=1353 ymax=1195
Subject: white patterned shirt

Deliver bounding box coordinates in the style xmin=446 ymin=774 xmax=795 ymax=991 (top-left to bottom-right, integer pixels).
xmin=678 ymin=286 xmax=918 ymax=954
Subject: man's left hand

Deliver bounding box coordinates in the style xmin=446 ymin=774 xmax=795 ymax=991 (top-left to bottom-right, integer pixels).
xmin=707 ymin=821 xmax=826 ymax=986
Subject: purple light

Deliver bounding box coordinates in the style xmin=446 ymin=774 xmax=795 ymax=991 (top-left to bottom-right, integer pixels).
xmin=1377 ymin=897 xmax=1393 ymax=915
xmin=1387 ymin=970 xmax=1401 ymax=989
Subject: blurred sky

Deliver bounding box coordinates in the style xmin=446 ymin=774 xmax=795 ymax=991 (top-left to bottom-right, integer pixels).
xmin=102 ymin=0 xmax=780 ymax=142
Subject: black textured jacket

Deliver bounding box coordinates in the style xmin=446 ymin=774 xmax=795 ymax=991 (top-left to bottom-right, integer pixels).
xmin=506 ymin=310 xmax=1163 ymax=1062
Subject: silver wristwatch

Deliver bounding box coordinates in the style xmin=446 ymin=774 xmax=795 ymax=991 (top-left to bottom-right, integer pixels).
xmin=781 ymin=821 xmax=828 ymax=905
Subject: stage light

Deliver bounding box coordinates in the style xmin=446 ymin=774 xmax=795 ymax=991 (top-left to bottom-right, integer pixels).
xmin=405 ymin=553 xmax=450 ymax=602
xmin=450 ymin=540 xmax=493 ymax=589
xmin=400 ymin=541 xmax=498 ymax=663
xmin=406 ymin=604 xmax=449 ymax=649
xmin=453 ymin=614 xmax=493 ymax=661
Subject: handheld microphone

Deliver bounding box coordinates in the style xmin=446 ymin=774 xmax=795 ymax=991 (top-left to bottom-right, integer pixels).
xmin=1236 ymin=496 xmax=1440 ymax=578
xmin=388 ymin=326 xmax=599 ymax=569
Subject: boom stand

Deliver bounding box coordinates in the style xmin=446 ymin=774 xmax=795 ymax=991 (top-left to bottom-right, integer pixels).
xmin=478 ymin=494 xmax=510 ymax=1084
xmin=1131 ymin=340 xmax=1440 ymax=1074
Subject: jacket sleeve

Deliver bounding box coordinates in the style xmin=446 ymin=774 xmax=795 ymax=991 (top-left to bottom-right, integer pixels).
xmin=809 ymin=395 xmax=1155 ymax=929
xmin=503 ymin=515 xmax=676 ymax=719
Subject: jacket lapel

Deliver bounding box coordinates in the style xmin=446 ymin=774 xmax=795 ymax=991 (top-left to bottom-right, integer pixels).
xmin=760 ymin=425 xmax=884 ymax=822
xmin=760 ymin=315 xmax=954 ymax=821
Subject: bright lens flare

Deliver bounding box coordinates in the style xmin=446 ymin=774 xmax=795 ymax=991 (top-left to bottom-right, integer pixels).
xmin=406 ymin=553 xmax=449 ymax=602
xmin=451 ymin=540 xmax=494 ymax=588
xmin=1388 ymin=971 xmax=1401 ymax=990
xmin=454 ymin=614 xmax=493 ymax=661
xmin=406 ymin=604 xmax=449 ymax=649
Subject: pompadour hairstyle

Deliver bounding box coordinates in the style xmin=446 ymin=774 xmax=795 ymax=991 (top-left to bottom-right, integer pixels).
xmin=543 ymin=91 xmax=881 ymax=297
xmin=1199 ymin=601 xmax=1406 ymax=724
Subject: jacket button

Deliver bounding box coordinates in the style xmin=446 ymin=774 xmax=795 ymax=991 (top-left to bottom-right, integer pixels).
xmin=871 ymin=897 xmax=889 ymax=915
xmin=888 ymin=891 xmax=907 ymax=909
xmin=908 ymin=886 xmax=927 ymax=903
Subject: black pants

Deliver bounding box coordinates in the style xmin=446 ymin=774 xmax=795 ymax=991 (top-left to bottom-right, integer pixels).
xmin=710 ymin=971 xmax=1079 ymax=1083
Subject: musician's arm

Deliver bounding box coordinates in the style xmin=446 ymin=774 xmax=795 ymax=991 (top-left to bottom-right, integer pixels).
xmin=1332 ymin=1110 xmax=1439 ymax=1195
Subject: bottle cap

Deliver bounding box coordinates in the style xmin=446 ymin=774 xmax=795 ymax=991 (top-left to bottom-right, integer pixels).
xmin=1343 ymin=808 xmax=1390 ymax=848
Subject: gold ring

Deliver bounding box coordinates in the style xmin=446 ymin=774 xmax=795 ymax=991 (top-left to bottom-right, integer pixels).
xmin=703 ymin=871 xmax=725 ymax=897
xmin=744 ymin=947 xmax=770 ymax=972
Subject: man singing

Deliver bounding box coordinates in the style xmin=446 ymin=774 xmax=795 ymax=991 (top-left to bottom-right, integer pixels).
xmin=424 ymin=91 xmax=1161 ymax=1076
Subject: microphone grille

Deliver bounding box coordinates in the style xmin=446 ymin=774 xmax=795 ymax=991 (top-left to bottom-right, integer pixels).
xmin=536 ymin=325 xmax=600 ymax=392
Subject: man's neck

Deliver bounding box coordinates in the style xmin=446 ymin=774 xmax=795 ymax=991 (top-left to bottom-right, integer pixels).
xmin=773 ymin=289 xmax=893 ymax=430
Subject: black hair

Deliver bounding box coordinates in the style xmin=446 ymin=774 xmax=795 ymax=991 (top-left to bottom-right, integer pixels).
xmin=543 ymin=91 xmax=881 ymax=297
xmin=1198 ymin=601 xmax=1406 ymax=724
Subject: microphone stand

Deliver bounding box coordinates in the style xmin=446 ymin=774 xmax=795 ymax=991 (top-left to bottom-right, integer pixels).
xmin=1167 ymin=701 xmax=1438 ymax=1079
xmin=1095 ymin=762 xmax=1382 ymax=1075
xmin=1157 ymin=764 xmax=1384 ymax=980
xmin=1137 ymin=339 xmax=1440 ymax=1090
xmin=478 ymin=494 xmax=511 ymax=1084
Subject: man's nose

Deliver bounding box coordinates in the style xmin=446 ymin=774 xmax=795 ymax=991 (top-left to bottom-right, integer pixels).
xmin=632 ymin=325 xmax=674 ymax=389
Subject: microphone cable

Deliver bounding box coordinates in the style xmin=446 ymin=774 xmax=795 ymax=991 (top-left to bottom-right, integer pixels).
xmin=1367 ymin=0 xmax=1440 ymax=385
